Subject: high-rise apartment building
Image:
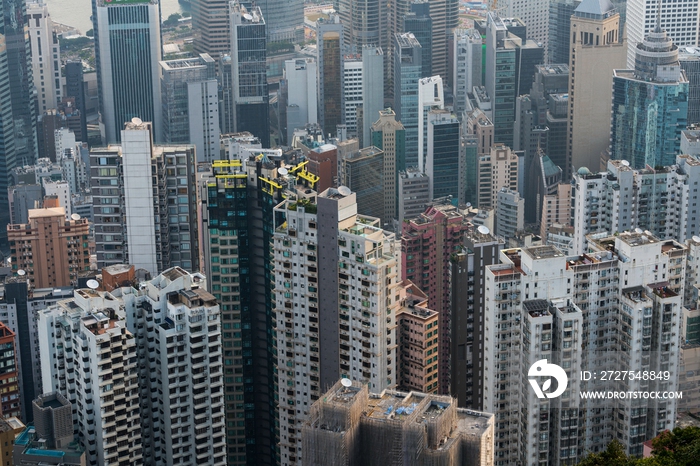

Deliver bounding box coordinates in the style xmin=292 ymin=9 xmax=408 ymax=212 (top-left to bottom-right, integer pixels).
xmin=302 ymin=380 xmax=495 ymax=466
xmin=477 ymin=143 xmax=519 ymax=210
xmin=484 ymin=235 xmax=686 ymax=463
xmin=611 ymin=27 xmax=688 ymax=169
xmin=38 ymin=288 xmax=143 ymax=465
xmin=453 ymin=29 xmax=483 ymax=116
xmin=26 ymin=1 xmax=61 ymax=113
xmin=342 ymin=55 xmax=363 ymax=137
xmin=568 ymin=0 xmax=626 ymax=173
xmin=7 ymin=206 xmax=90 ymax=288
xmin=572 ymin=155 xmax=700 ymax=255
xmin=91 ymin=120 xmax=198 ymax=274
xmin=230 ymin=2 xmax=270 ymax=146
xmin=94 ymin=0 xmax=161 ymax=144
xmin=372 ymin=108 xmax=406 ymax=222
xmin=285 ymin=58 xmax=318 ymax=143
xmin=627 ymin=0 xmax=699 ymax=68
xmin=540 ymin=182 xmax=572 ymax=241
xmin=317 ymin=17 xmax=344 ymax=138
xmin=394 ymin=33 xmax=422 ymax=169
xmin=1 ymin=0 xmax=37 ymax=167
xmin=450 ymin=227 xmax=504 ymax=409
xmin=0 ymin=322 xmax=19 ymax=418
xmin=273 ymin=186 xmax=401 ymax=464
xmin=426 ymin=109 xmax=462 ymax=202
xmin=402 ymin=202 xmax=471 ymax=394
xmin=160 ymin=54 xmax=220 ymax=162
xmin=191 ymin=0 xmax=230 ymax=59
xmin=495 ymin=188 xmax=524 ymax=240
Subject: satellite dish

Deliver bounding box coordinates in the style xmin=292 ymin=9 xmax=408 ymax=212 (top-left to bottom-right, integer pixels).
xmin=635 ymin=228 xmax=643 ymax=234
xmin=87 ymin=279 xmax=99 ymax=290
xmin=278 ymin=167 xmax=288 ymax=176
xmin=17 ymin=270 xmax=26 ymax=277
xmin=466 ymin=202 xmax=472 ymax=207
xmin=340 ymin=378 xmax=352 ymax=388
xmin=338 ymin=186 xmax=351 ymax=196
xmin=621 ymin=160 xmax=630 ymax=167
xmin=243 ymin=13 xmax=253 ymax=21
xmin=477 ymin=225 xmax=490 ymax=235
xmin=71 ymin=213 xmax=81 ymax=221
xmin=693 ymin=236 xmax=700 ymax=243
xmin=131 ymin=117 xmax=142 ymax=125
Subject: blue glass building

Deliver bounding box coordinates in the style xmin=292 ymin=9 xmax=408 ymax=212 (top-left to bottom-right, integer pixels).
xmin=394 ymin=32 xmax=422 ymax=169
xmin=427 ymin=110 xmax=462 ymax=202
xmin=611 ymin=27 xmax=689 ymax=168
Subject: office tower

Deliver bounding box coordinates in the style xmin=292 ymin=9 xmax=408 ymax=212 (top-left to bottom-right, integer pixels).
xmin=567 ymin=0 xmax=626 ymax=173
xmin=13 ymin=393 xmax=84 ymax=465
xmin=192 ymin=0 xmax=230 ymax=59
xmin=94 ymin=0 xmax=161 ymax=144
xmin=477 ymin=144 xmax=519 ymax=209
xmin=484 ymin=236 xmax=687 ymax=463
xmin=342 ymin=54 xmax=363 ymax=137
xmin=680 ymin=47 xmax=700 ymax=126
xmin=338 ymin=0 xmax=384 ymax=51
xmin=572 ymin=155 xmax=700 ymax=255
xmin=2 ymin=0 xmax=38 ymax=167
xmin=426 ymin=0 xmax=458 ymax=80
xmin=38 ymin=289 xmax=143 ymax=465
xmin=485 ymin=14 xmax=544 ymax=148
xmin=0 ymin=30 xmax=15 ymax=242
xmin=465 ymin=107 xmax=494 ymax=158
xmin=401 ymin=202 xmax=470 ymax=394
xmin=8 ymin=184 xmax=43 ymax=224
xmin=610 ymin=27 xmax=688 ymax=169
xmin=43 ymin=180 xmax=71 ymax=215
xmin=91 ymin=120 xmax=198 ymax=274
xmin=361 ymin=47 xmax=384 ymax=146
xmin=453 ymin=29 xmax=483 ymax=116
xmin=161 ymin=54 xmax=220 ymax=162
xmin=341 ymin=147 xmax=384 ymax=220
xmin=627 ymin=0 xmax=699 ymax=68
xmin=540 ymin=182 xmax=572 ymax=243
xmin=495 ymin=188 xmax=524 ymax=240
xmin=396 ymin=282 xmax=439 ymax=393
xmin=548 ymin=0 xmax=580 ymax=64
xmin=64 ymin=62 xmax=88 ymax=143
xmin=230 ymin=3 xmax=270 ymax=146
xmin=7 ymin=206 xmax=90 ymax=288
xmin=450 ymin=228 xmax=503 ymax=409
xmin=492 ymin=0 xmax=549 ymax=52
xmin=123 ymin=267 xmax=226 ymax=465
xmin=404 ymin=1 xmax=432 ymax=78
xmin=514 ymin=64 xmax=570 ymax=178
xmin=417 ymin=76 xmax=444 ymax=174
xmin=398 ymin=168 xmax=430 ymax=225
xmin=254 ymin=0 xmax=304 ymax=43
xmin=522 ymin=151 xmax=562 ymax=227
xmin=273 ymin=187 xmax=401 ymax=464
xmin=26 ymin=1 xmax=61 ymax=113
xmin=394 ymin=33 xmax=422 ymax=169
xmin=302 ymin=380 xmax=495 ymax=466
xmin=0 ymin=322 xmax=19 ymax=418
xmin=426 ymin=110 xmax=462 ymax=202
xmin=317 ymin=18 xmax=344 ymax=138
xmin=371 ymin=108 xmax=405 ymax=222
xmin=285 ymin=58 xmax=318 ymax=142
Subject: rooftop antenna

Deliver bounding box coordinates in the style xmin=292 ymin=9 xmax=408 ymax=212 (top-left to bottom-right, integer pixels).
xmin=654 ymin=0 xmax=663 ymax=34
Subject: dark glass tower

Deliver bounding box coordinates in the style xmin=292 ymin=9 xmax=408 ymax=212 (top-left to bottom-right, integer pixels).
xmin=1 ymin=0 xmax=37 ymax=168
xmin=403 ymin=1 xmax=432 ymax=78
xmin=230 ymin=2 xmax=270 ymax=146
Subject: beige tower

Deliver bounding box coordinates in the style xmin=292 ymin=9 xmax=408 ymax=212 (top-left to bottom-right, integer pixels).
xmin=371 ymin=108 xmax=405 ymax=222
xmin=568 ymin=0 xmax=626 ymax=173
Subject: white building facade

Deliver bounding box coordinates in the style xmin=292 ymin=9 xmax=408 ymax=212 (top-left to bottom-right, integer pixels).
xmin=27 ymin=1 xmax=62 ymax=113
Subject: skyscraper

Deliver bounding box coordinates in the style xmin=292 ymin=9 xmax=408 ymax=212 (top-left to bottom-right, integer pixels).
xmin=627 ymin=0 xmax=699 ymax=68
xmin=254 ymin=0 xmax=304 ymax=42
xmin=679 ymin=47 xmax=700 ymax=126
xmin=427 ymin=0 xmax=459 ymax=80
xmin=453 ymin=29 xmax=482 ymax=116
xmin=426 ymin=109 xmax=462 ymax=202
xmin=94 ymin=0 xmax=162 ymax=143
xmin=91 ymin=120 xmax=198 ymax=274
xmin=394 ymin=33 xmax=422 ymax=169
xmin=1 ymin=0 xmax=38 ymax=166
xmin=0 ymin=13 xmax=17 ymax=242
xmin=230 ymin=2 xmax=270 ymax=146
xmin=64 ymin=62 xmax=88 ymax=143
xmin=361 ymin=46 xmax=384 ymax=146
xmin=371 ymin=108 xmax=406 ymax=222
xmin=317 ymin=17 xmax=344 ymax=138
xmin=610 ymin=26 xmax=689 ymax=168
xmin=160 ymin=54 xmax=220 ymax=162
xmin=191 ymin=0 xmax=230 ymax=59
xmin=341 ymin=147 xmax=384 ymax=221
xmin=285 ymin=58 xmax=318 ymax=143
xmin=492 ymin=0 xmax=550 ymax=53
xmin=26 ymin=1 xmax=61 ymax=114
xmin=403 ymin=0 xmax=432 ymax=78
xmin=417 ymin=76 xmax=444 ymax=175
xmin=567 ymin=0 xmax=626 ymax=172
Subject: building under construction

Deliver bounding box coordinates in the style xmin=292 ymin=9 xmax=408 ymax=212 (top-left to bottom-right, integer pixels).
xmin=302 ymin=379 xmax=494 ymax=466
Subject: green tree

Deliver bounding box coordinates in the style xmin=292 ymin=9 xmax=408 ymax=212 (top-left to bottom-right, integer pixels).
xmin=577 ymin=440 xmax=639 ymax=466
xmin=163 ymin=13 xmax=182 ymax=28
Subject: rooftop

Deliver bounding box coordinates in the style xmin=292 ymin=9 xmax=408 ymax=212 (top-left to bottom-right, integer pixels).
xmin=522 ymin=245 xmax=564 ymax=260
xmin=618 ymin=231 xmax=659 ymax=248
